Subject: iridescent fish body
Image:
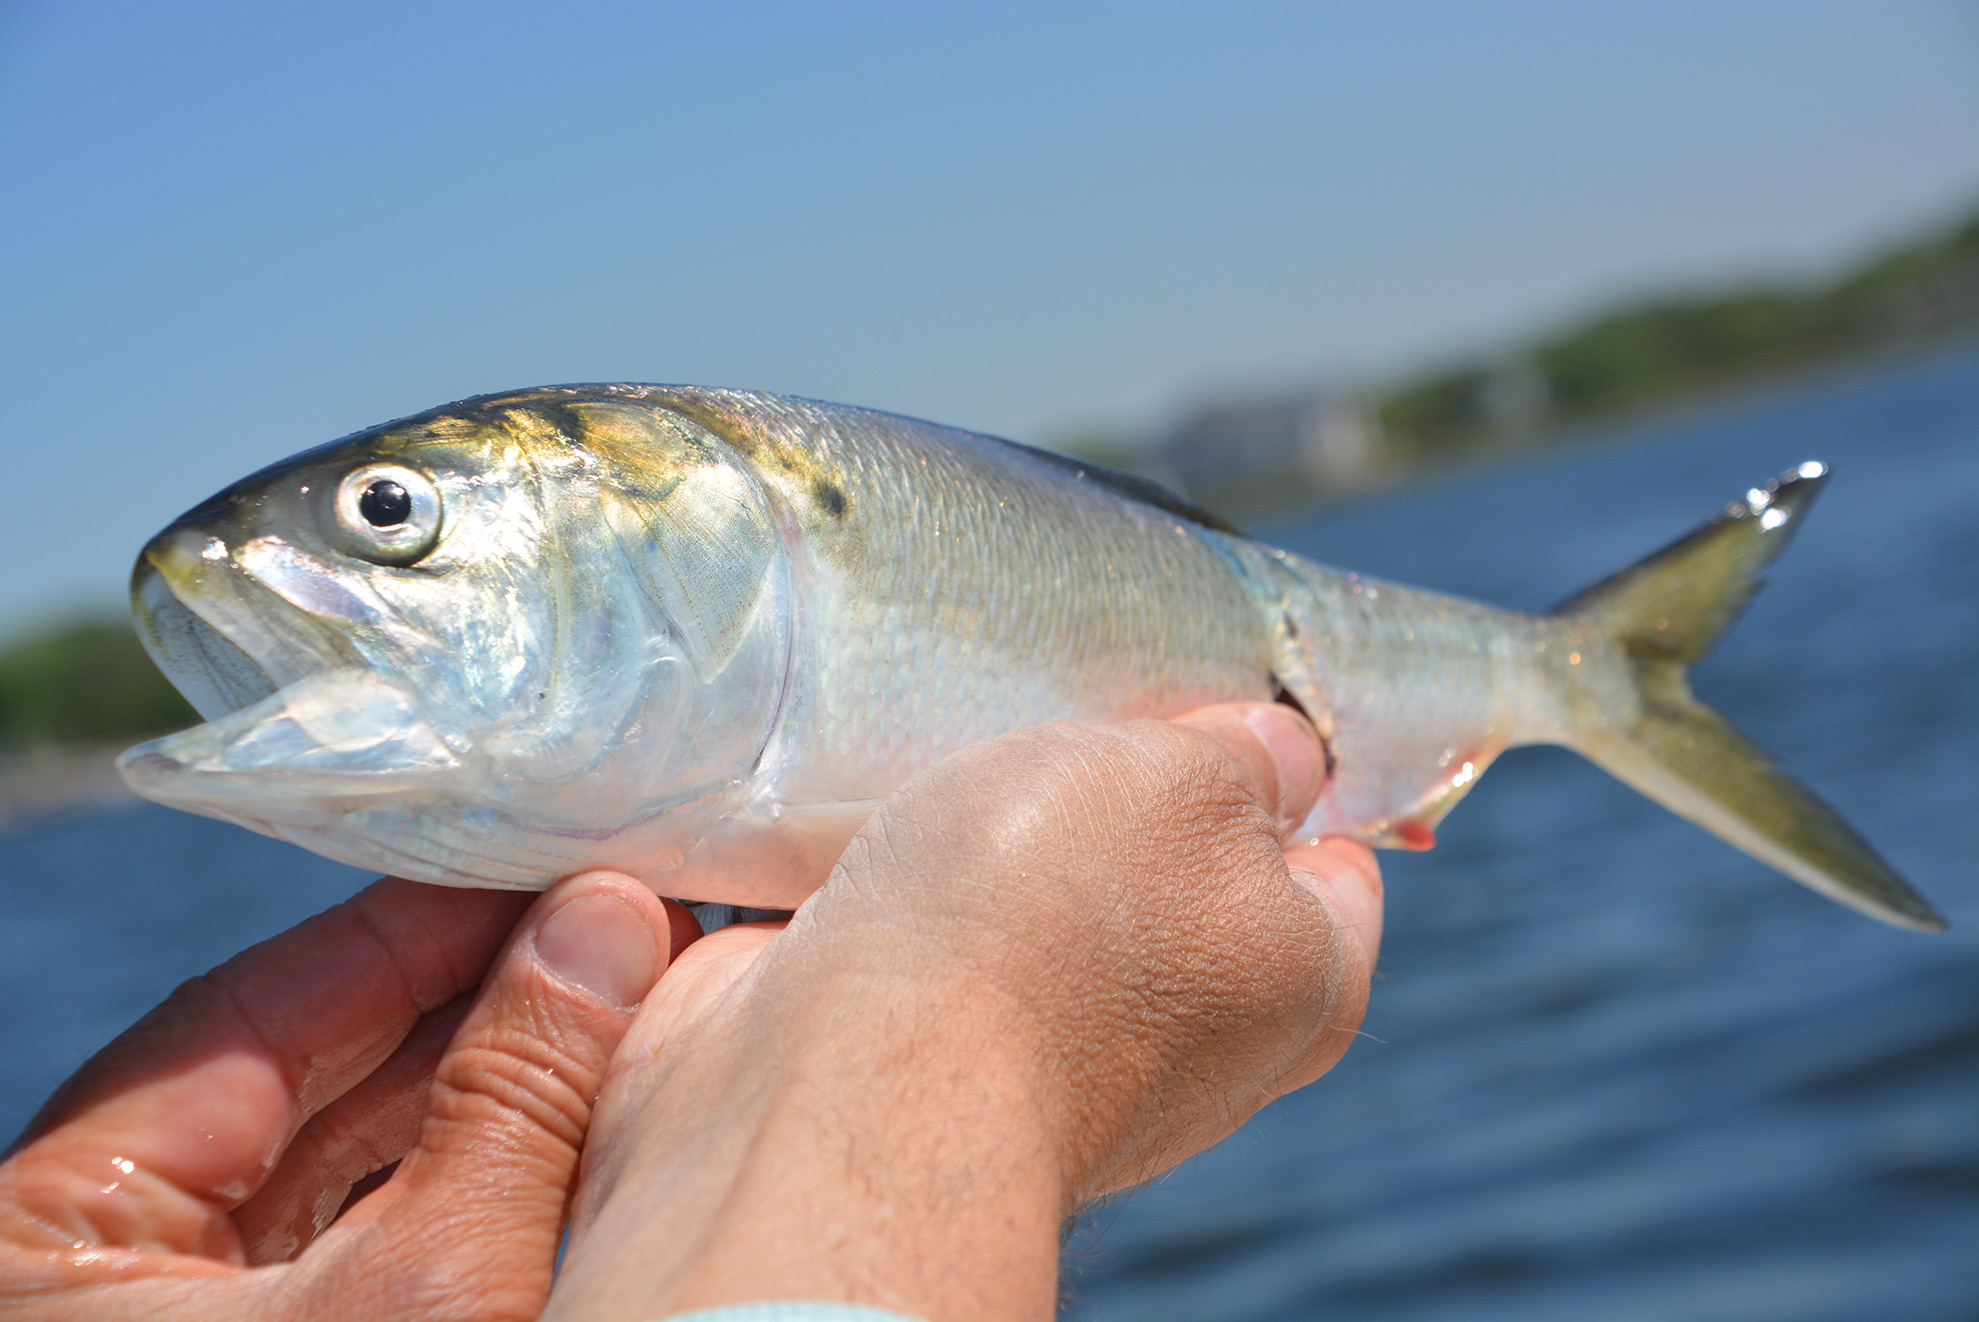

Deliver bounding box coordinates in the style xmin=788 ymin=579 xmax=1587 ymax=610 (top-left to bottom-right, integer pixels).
xmin=119 ymin=386 xmax=1944 ymax=929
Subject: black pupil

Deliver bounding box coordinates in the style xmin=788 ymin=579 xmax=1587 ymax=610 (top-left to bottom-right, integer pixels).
xmin=358 ymin=480 xmax=412 ymax=528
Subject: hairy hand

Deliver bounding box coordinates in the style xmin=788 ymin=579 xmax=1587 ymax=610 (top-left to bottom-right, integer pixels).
xmin=549 ymin=703 xmax=1383 ymax=1322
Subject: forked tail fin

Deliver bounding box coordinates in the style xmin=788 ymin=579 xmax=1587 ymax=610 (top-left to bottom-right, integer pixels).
xmin=1560 ymin=463 xmax=1945 ymax=931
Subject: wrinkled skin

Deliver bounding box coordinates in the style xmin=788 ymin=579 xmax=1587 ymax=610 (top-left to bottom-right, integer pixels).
xmin=1 ymin=704 xmax=1379 ymax=1321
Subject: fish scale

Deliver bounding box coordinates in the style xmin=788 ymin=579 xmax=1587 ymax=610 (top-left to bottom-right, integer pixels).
xmin=116 ymin=386 xmax=1943 ymax=929
xmin=759 ymin=400 xmax=1273 ymax=804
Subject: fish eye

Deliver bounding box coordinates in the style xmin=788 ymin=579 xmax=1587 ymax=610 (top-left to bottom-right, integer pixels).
xmin=333 ymin=464 xmax=442 ymax=564
xmin=358 ymin=479 xmax=412 ymax=528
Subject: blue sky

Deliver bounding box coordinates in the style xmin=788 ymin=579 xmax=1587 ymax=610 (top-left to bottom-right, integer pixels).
xmin=2 ymin=1 xmax=1976 ymax=632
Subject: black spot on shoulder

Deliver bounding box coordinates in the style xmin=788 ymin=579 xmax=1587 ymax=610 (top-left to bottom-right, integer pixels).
xmin=531 ymin=402 xmax=591 ymax=446
xmin=813 ymin=478 xmax=849 ymax=519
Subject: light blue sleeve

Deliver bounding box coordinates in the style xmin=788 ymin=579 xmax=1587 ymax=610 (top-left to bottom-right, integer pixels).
xmin=653 ymin=1307 xmax=926 ymax=1322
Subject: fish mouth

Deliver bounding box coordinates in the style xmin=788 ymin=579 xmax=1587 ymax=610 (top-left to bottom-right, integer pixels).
xmin=118 ymin=530 xmax=465 ymax=818
xmin=131 ymin=551 xmax=282 ymax=721
xmin=129 ymin=525 xmax=373 ymax=719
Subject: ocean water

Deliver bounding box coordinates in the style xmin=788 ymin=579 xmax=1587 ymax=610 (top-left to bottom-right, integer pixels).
xmin=3 ymin=345 xmax=1975 ymax=1319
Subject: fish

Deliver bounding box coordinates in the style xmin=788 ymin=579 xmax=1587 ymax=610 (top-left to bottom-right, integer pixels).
xmin=117 ymin=384 xmax=1945 ymax=930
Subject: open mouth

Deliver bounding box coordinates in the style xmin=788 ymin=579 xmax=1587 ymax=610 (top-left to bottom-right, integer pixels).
xmin=118 ymin=533 xmax=465 ymax=816
xmin=132 ymin=556 xmax=281 ymax=721
xmin=128 ymin=523 xmax=379 ymax=725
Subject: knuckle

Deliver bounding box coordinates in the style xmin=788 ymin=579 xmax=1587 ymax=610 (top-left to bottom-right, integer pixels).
xmin=426 ymin=1023 xmax=601 ymax=1156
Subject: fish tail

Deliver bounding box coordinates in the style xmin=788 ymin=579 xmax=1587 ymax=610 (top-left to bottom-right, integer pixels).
xmin=1559 ymin=462 xmax=1945 ymax=931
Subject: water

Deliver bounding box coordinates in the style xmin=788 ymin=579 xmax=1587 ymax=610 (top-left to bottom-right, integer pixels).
xmin=3 ymin=346 xmax=1975 ymax=1318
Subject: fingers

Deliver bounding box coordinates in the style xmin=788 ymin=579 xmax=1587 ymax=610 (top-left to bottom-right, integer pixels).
xmin=936 ymin=709 xmax=1375 ymax=1193
xmin=633 ymin=922 xmax=786 ymax=1051
xmin=1284 ymin=837 xmax=1384 ymax=969
xmin=1169 ymin=701 xmax=1328 ymax=831
xmin=1167 ymin=700 xmax=1378 ymax=966
xmin=231 ymin=994 xmax=473 ymax=1264
xmin=551 ymin=715 xmax=1377 ymax=1319
xmin=0 ymin=881 xmax=530 ymax=1261
xmin=295 ymin=872 xmax=686 ymax=1319
xmin=1174 ymin=701 xmax=1383 ymax=1099
xmin=1270 ymin=837 xmax=1383 ymax=1095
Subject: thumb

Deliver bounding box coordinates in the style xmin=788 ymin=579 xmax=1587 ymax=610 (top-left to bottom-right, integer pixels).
xmin=299 ymin=872 xmax=696 ymax=1320
xmin=1170 ymin=701 xmax=1329 ymax=832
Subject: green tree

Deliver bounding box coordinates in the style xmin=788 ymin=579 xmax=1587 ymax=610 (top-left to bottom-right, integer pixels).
xmin=0 ymin=620 xmax=197 ymax=749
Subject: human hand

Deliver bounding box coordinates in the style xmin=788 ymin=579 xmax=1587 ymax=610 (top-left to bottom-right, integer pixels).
xmin=0 ymin=871 xmax=692 ymax=1320
xmin=547 ymin=702 xmax=1383 ymax=1322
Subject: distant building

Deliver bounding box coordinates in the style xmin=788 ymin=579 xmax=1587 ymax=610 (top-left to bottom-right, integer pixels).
xmin=1142 ymin=386 xmax=1379 ymax=499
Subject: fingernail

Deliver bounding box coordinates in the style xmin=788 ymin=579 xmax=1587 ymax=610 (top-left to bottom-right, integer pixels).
xmin=1244 ymin=704 xmax=1325 ymax=826
xmin=533 ymin=894 xmax=659 ymax=1011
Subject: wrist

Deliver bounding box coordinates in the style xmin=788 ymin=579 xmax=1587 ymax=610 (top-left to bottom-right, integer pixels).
xmin=550 ymin=960 xmax=1070 ymax=1322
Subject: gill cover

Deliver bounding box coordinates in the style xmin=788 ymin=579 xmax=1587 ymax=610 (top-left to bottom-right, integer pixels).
xmin=574 ymin=401 xmax=783 ymax=681
xmin=119 ymin=391 xmax=795 ymax=892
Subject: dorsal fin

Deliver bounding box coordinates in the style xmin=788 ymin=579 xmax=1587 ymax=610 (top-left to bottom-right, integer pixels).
xmin=987 ymin=436 xmax=1245 ymax=535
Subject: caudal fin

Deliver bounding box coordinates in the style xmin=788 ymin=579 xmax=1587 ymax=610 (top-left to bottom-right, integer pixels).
xmin=1560 ymin=463 xmax=1945 ymax=932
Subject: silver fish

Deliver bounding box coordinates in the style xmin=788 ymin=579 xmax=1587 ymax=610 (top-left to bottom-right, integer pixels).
xmin=118 ymin=385 xmax=1944 ymax=930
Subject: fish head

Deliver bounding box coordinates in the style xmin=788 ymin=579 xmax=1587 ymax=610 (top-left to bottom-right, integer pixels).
xmin=119 ymin=389 xmax=791 ymax=889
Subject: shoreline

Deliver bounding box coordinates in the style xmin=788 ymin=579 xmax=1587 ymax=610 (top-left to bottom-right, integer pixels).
xmin=1190 ymin=331 xmax=1979 ymax=526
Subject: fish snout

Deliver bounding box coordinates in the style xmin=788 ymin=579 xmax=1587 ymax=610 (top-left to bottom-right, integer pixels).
xmin=141 ymin=519 xmax=212 ymax=572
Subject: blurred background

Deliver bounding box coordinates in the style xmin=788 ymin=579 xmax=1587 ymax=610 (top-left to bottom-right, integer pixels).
xmin=2 ymin=4 xmax=1976 ymax=1318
